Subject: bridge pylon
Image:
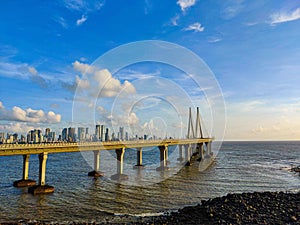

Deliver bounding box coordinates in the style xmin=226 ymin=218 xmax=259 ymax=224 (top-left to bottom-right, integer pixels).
xmin=187 ymin=107 xmax=203 ymax=139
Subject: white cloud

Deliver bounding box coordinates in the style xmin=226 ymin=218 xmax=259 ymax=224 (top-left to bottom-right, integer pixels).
xmin=73 ymin=60 xmax=95 ymax=74
xmin=270 ymin=8 xmax=300 ymax=25
xmin=171 ymin=15 xmax=180 ymax=26
xmin=76 ymin=75 xmax=90 ymax=89
xmin=73 ymin=61 xmax=136 ymax=98
xmin=64 ymin=0 xmax=104 ymax=12
xmin=93 ymin=69 xmax=136 ymax=97
xmin=0 ymin=123 xmax=36 ymax=134
xmin=55 ymin=16 xmax=68 ymax=28
xmin=28 ymin=66 xmax=38 ymax=75
xmin=76 ymin=15 xmax=87 ymax=26
xmin=184 ymin=22 xmax=205 ymax=32
xmin=177 ymin=0 xmax=196 ymax=12
xmin=207 ymin=37 xmax=222 ymax=43
xmin=0 ymin=102 xmax=61 ymax=123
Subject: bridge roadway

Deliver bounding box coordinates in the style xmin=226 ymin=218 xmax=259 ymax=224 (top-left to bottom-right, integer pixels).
xmin=0 ymin=138 xmax=212 ymax=156
xmin=0 ymin=138 xmax=213 ymax=194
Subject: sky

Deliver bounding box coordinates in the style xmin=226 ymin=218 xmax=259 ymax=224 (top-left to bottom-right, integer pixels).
xmin=0 ymin=0 xmax=300 ymax=141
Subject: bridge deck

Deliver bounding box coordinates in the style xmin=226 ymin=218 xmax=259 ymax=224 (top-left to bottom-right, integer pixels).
xmin=0 ymin=138 xmax=212 ymax=156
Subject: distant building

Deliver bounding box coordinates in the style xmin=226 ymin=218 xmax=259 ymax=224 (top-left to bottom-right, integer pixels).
xmin=0 ymin=132 xmax=5 ymax=143
xmin=100 ymin=125 xmax=105 ymax=141
xmin=105 ymin=128 xmax=109 ymax=141
xmin=78 ymin=127 xmax=85 ymax=141
xmin=49 ymin=132 xmax=56 ymax=142
xmin=95 ymin=125 xmax=100 ymax=140
xmin=62 ymin=128 xmax=68 ymax=141
xmin=45 ymin=128 xmax=50 ymax=137
xmin=119 ymin=127 xmax=124 ymax=141
xmin=68 ymin=127 xmax=76 ymax=142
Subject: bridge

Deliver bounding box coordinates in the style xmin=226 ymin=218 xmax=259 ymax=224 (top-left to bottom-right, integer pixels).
xmin=0 ymin=107 xmax=214 ymax=194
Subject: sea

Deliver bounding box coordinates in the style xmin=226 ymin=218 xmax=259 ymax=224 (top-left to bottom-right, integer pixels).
xmin=0 ymin=141 xmax=299 ymax=223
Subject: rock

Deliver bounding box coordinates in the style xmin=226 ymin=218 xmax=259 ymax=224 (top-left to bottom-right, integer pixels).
xmin=291 ymin=216 xmax=297 ymax=221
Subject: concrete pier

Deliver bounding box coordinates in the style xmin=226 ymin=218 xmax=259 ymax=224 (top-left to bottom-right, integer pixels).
xmin=28 ymin=152 xmax=54 ymax=194
xmin=156 ymin=145 xmax=169 ymax=171
xmin=134 ymin=147 xmax=144 ymax=168
xmin=13 ymin=154 xmax=36 ymax=187
xmin=204 ymin=142 xmax=213 ymax=157
xmin=197 ymin=143 xmax=204 ymax=161
xmin=184 ymin=144 xmax=192 ymax=166
xmin=88 ymin=150 xmax=104 ymax=177
xmin=111 ymin=148 xmax=128 ymax=181
xmin=177 ymin=145 xmax=184 ymax=161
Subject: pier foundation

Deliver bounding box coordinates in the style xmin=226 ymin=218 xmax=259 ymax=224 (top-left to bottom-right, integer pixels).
xmin=156 ymin=145 xmax=169 ymax=171
xmin=13 ymin=154 xmax=36 ymax=187
xmin=197 ymin=143 xmax=204 ymax=161
xmin=134 ymin=147 xmax=144 ymax=168
xmin=184 ymin=144 xmax=192 ymax=166
xmin=111 ymin=148 xmax=128 ymax=181
xmin=28 ymin=152 xmax=54 ymax=194
xmin=177 ymin=145 xmax=184 ymax=162
xmin=88 ymin=150 xmax=104 ymax=177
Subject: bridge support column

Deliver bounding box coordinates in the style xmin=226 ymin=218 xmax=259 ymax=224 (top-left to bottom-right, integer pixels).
xmin=156 ymin=145 xmax=169 ymax=171
xmin=28 ymin=152 xmax=54 ymax=194
xmin=184 ymin=144 xmax=192 ymax=166
xmin=13 ymin=154 xmax=36 ymax=187
xmin=207 ymin=141 xmax=212 ymax=156
xmin=204 ymin=142 xmax=213 ymax=157
xmin=134 ymin=147 xmax=144 ymax=168
xmin=197 ymin=143 xmax=204 ymax=161
xmin=88 ymin=150 xmax=104 ymax=177
xmin=111 ymin=148 xmax=128 ymax=181
xmin=177 ymin=145 xmax=184 ymax=162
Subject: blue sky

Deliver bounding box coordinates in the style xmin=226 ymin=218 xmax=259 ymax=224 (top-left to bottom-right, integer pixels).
xmin=1 ymin=0 xmax=300 ymax=140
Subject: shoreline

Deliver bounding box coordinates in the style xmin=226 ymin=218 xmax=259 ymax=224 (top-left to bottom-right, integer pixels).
xmin=1 ymin=191 xmax=299 ymax=225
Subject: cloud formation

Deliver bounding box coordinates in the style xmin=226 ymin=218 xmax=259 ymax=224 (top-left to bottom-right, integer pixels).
xmin=63 ymin=0 xmax=104 ymax=12
xmin=28 ymin=66 xmax=38 ymax=75
xmin=0 ymin=101 xmax=61 ymax=123
xmin=270 ymin=8 xmax=300 ymax=24
xmin=73 ymin=61 xmax=136 ymax=98
xmin=76 ymin=15 xmax=87 ymax=25
xmin=177 ymin=0 xmax=196 ymax=12
xmin=184 ymin=22 xmax=205 ymax=32
xmin=0 ymin=122 xmax=36 ymax=134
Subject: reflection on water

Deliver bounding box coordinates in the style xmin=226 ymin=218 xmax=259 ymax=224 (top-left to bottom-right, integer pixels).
xmin=0 ymin=142 xmax=299 ymax=222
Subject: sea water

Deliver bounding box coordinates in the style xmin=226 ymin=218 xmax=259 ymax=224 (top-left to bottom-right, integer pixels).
xmin=0 ymin=141 xmax=299 ymax=222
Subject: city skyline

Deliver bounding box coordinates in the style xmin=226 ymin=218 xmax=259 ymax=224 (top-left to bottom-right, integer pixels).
xmin=0 ymin=124 xmax=162 ymax=144
xmin=1 ymin=1 xmax=300 ymax=140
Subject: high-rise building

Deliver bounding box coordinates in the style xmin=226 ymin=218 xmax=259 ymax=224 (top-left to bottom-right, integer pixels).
xmin=62 ymin=128 xmax=68 ymax=141
xmin=119 ymin=127 xmax=124 ymax=141
xmin=68 ymin=127 xmax=76 ymax=142
xmin=95 ymin=125 xmax=100 ymax=140
xmin=100 ymin=125 xmax=105 ymax=141
xmin=45 ymin=128 xmax=50 ymax=137
xmin=105 ymin=127 xmax=109 ymax=141
xmin=0 ymin=132 xmax=5 ymax=143
xmin=49 ymin=132 xmax=56 ymax=142
xmin=78 ymin=127 xmax=85 ymax=141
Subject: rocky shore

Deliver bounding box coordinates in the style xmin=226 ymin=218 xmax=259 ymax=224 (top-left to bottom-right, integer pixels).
xmin=143 ymin=191 xmax=300 ymax=225
xmin=1 ymin=191 xmax=299 ymax=225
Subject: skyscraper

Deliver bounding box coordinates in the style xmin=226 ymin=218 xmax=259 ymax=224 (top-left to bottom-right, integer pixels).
xmin=95 ymin=125 xmax=100 ymax=140
xmin=68 ymin=127 xmax=75 ymax=142
xmin=100 ymin=125 xmax=105 ymax=141
xmin=62 ymin=128 xmax=68 ymax=141
xmin=119 ymin=127 xmax=124 ymax=141
xmin=78 ymin=127 xmax=85 ymax=141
